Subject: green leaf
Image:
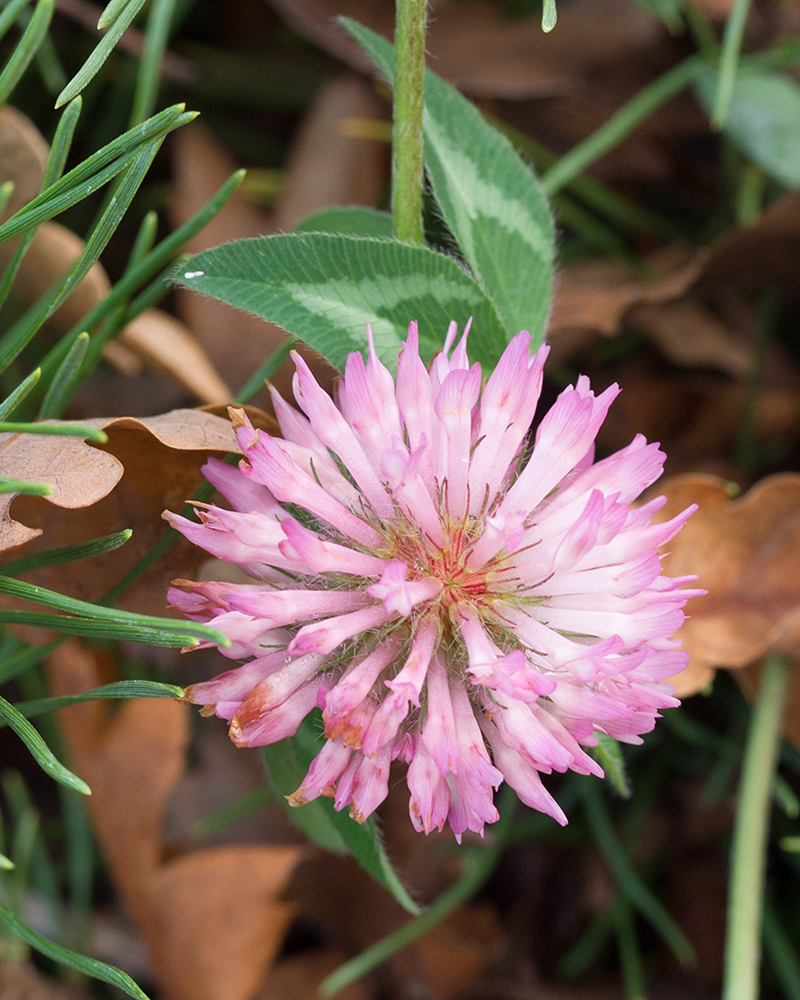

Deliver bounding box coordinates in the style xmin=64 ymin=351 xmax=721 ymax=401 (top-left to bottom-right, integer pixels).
xmin=262 ymin=711 xmax=420 ymax=915
xmin=0 ymin=695 xmax=90 ymax=795
xmin=341 ymin=19 xmax=554 ymax=352
xmin=296 ymin=206 xmax=394 ymax=238
xmin=98 ymin=0 xmax=136 ymax=29
xmin=696 ymin=66 xmax=800 ymax=187
xmin=593 ymin=734 xmax=631 ymax=799
xmin=0 ymin=903 xmax=151 ymax=999
xmin=176 ymin=233 xmax=506 ymax=373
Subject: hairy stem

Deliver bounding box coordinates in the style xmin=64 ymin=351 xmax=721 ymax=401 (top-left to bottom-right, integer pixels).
xmin=392 ymin=0 xmax=426 ymax=243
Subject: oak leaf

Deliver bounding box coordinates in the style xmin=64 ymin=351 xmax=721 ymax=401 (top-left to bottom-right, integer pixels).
xmin=0 ymin=410 xmax=236 ymax=616
xmin=656 ymin=473 xmax=800 ymax=742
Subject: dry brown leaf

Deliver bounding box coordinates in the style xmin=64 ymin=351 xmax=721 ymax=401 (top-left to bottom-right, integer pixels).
xmin=0 ymin=105 xmax=49 ymax=215
xmin=117 ymin=308 xmax=233 ymax=405
xmin=547 ymin=249 xmax=705 ymax=363
xmin=48 ymin=641 xmax=301 ymax=1000
xmin=0 ymin=428 xmax=123 ymax=552
xmin=0 ymin=410 xmax=236 ymax=616
xmin=266 ymin=0 xmax=659 ymax=98
xmin=628 ymin=300 xmax=753 ymax=378
xmin=702 ymin=189 xmax=800 ymax=291
xmin=594 ymin=367 xmax=800 ymax=479
xmin=656 ymin=474 xmax=800 ymax=734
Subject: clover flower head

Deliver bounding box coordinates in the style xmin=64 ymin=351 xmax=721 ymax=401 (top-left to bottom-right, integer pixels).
xmin=166 ymin=322 xmax=699 ymax=839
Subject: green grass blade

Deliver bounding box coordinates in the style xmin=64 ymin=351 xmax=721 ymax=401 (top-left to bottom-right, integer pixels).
xmin=15 ymin=680 xmax=185 ymax=717
xmin=0 ymin=368 xmax=40 ymax=419
xmin=542 ymin=55 xmax=703 ymax=195
xmin=0 ymin=99 xmax=82 ymax=315
xmin=130 ymin=0 xmax=178 ymax=125
xmin=97 ymin=0 xmax=137 ymax=28
xmin=0 ymin=420 xmax=106 ymax=440
xmin=0 ymin=529 xmax=132 ymax=577
xmin=0 ymin=0 xmax=54 ymax=107
xmin=542 ymin=0 xmax=557 ymax=31
xmin=320 ymin=786 xmax=515 ymax=996
xmin=713 ymin=0 xmax=754 ymax=128
xmin=0 ymin=903 xmax=152 ymax=999
xmin=763 ymin=898 xmax=800 ymax=1000
xmin=129 ymin=208 xmax=159 ymax=264
xmin=44 ymin=96 xmax=82 ymax=185
xmin=192 ymin=785 xmax=275 ymax=837
xmin=0 ymin=104 xmax=186 ymax=245
xmin=0 ymin=478 xmax=51 ymax=495
xmin=0 ymin=0 xmax=31 ymax=41
xmin=37 ymin=332 xmax=90 ymax=418
xmin=581 ymin=779 xmax=695 ymax=965
xmin=0 ymin=610 xmax=219 ymax=646
xmin=0 ymin=137 xmax=164 ymax=372
xmin=56 ymin=0 xmax=148 ymax=107
xmin=0 ymin=695 xmax=90 ymax=794
xmin=0 ymin=576 xmax=230 ymax=646
xmin=38 ymin=168 xmax=245 ymax=386
xmin=0 ymin=636 xmax=65 ymax=685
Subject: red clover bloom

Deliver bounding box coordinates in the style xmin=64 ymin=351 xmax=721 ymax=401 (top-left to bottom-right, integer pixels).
xmin=166 ymin=323 xmax=699 ymax=839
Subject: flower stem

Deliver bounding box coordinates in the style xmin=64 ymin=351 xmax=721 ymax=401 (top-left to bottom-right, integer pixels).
xmin=392 ymin=0 xmax=426 ymax=244
xmin=723 ymin=655 xmax=793 ymax=1000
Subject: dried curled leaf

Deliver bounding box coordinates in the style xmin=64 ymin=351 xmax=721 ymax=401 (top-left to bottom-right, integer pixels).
xmin=657 ymin=474 xmax=800 ymax=737
xmin=0 ymin=410 xmax=236 ymax=615
xmin=117 ymin=309 xmax=233 ymax=405
xmin=547 ymin=249 xmax=705 ymax=363
xmin=48 ymin=642 xmax=301 ymax=1000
